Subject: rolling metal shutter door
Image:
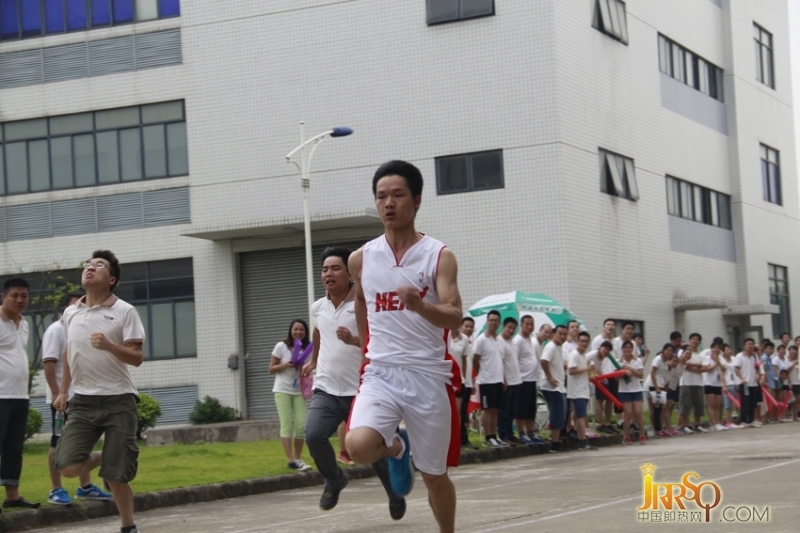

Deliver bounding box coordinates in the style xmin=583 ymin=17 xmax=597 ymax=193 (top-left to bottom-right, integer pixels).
xmin=139 ymin=385 xmax=199 ymax=426
xmin=240 ymin=241 xmax=367 ymax=420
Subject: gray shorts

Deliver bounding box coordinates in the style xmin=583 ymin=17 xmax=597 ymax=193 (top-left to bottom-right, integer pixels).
xmin=678 ymin=385 xmax=705 ymax=419
xmin=54 ymin=393 xmax=139 ymax=483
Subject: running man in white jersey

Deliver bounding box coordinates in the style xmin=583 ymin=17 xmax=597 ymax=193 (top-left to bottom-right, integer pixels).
xmin=346 ymin=160 xmax=463 ymax=533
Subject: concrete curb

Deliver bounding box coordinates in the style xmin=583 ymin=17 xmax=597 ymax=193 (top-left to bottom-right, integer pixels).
xmin=0 ymin=434 xmax=621 ymax=532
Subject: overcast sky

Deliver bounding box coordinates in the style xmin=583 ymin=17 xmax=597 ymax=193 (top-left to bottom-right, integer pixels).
xmin=790 ymin=1 xmax=800 ymax=198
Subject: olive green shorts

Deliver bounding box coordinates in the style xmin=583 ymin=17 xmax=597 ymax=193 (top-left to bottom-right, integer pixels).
xmin=54 ymin=393 xmax=139 ymax=484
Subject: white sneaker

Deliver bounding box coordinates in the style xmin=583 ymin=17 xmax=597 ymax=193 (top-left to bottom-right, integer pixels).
xmin=714 ymin=424 xmax=727 ymax=431
xmin=682 ymin=426 xmax=694 ymax=434
xmin=747 ymin=422 xmax=760 ymax=428
xmin=295 ymin=460 xmax=313 ymax=471
xmin=753 ymin=421 xmax=763 ymax=427
xmin=488 ymin=438 xmax=503 ymax=448
xmin=695 ymin=426 xmax=708 ymax=433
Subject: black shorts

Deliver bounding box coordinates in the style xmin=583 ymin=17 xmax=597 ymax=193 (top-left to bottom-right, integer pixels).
xmin=793 ymin=385 xmax=800 ymax=397
xmin=595 ymin=378 xmax=619 ymax=401
xmin=517 ymin=381 xmax=538 ymax=420
xmin=781 ymin=385 xmax=790 ymax=391
xmin=479 ymin=382 xmax=504 ymax=410
xmin=754 ymin=386 xmax=763 ymax=404
xmin=667 ymin=388 xmax=679 ymax=402
xmin=704 ymin=385 xmax=722 ymax=396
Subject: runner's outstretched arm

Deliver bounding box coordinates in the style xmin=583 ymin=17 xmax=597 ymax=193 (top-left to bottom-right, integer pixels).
xmin=348 ymin=249 xmax=368 ymax=350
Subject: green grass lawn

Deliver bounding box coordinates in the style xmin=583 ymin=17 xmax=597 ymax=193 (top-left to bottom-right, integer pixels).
xmin=13 ymin=438 xmax=322 ymax=507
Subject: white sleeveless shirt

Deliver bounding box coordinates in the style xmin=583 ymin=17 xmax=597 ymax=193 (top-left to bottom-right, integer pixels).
xmin=361 ymin=234 xmax=452 ymax=382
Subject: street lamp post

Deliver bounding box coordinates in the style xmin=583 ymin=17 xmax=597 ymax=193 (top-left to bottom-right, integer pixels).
xmin=285 ymin=122 xmax=353 ymax=328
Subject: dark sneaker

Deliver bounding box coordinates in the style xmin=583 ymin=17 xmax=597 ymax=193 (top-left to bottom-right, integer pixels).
xmin=389 ymin=497 xmax=406 ymax=520
xmin=388 ymin=430 xmax=414 ymax=496
xmin=120 ymin=525 xmax=139 ymax=533
xmin=548 ymin=441 xmax=561 ymax=453
xmin=461 ymin=442 xmax=479 ymax=450
xmin=319 ymin=473 xmax=349 ymax=511
xmin=3 ymin=497 xmax=40 ymax=509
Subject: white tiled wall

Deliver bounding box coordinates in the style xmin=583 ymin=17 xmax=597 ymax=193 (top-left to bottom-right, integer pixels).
xmin=3 ymin=0 xmax=799 ymax=418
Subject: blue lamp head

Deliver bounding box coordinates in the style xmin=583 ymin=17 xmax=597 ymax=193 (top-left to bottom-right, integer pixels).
xmin=330 ymin=127 xmax=353 ymax=137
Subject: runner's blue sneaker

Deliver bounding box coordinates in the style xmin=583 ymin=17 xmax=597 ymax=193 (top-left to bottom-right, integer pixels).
xmin=47 ymin=488 xmax=72 ymax=505
xmin=387 ymin=431 xmax=414 ymax=496
xmin=75 ymin=483 xmax=112 ymax=500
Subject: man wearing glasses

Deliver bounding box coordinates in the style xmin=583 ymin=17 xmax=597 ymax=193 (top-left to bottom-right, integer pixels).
xmin=53 ymin=250 xmax=145 ymax=533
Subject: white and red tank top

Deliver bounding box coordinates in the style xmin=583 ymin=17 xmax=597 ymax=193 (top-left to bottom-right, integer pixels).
xmin=361 ymin=234 xmax=452 ymax=382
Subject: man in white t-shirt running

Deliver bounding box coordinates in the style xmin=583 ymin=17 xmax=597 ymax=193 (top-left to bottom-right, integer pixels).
xmin=591 ymin=319 xmax=616 ymax=351
xmin=43 ymin=293 xmax=110 ymax=506
xmin=449 ymin=317 xmax=476 ymax=449
xmin=346 ymin=161 xmax=463 ymax=533
xmin=302 ymin=247 xmax=405 ymax=517
xmin=53 ymin=251 xmax=146 ymax=533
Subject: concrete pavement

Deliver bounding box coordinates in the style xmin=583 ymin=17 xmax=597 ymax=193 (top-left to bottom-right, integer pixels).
xmin=30 ymin=423 xmax=800 ymax=532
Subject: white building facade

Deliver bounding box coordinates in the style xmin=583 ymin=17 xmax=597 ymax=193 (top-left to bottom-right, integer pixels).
xmin=1 ymin=0 xmax=797 ymax=424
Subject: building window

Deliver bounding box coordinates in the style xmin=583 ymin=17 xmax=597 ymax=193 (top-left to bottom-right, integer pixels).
xmin=114 ymin=258 xmax=196 ymax=360
xmin=436 ymin=149 xmax=503 ymax=195
xmin=0 ymin=0 xmax=180 ymax=42
xmin=760 ymin=144 xmax=780 ymax=205
xmin=754 ymin=24 xmax=774 ymax=89
xmin=769 ymin=264 xmax=790 ymax=339
xmin=599 ymin=149 xmax=638 ymax=201
xmin=0 ymin=101 xmax=188 ymax=196
xmin=611 ymin=320 xmax=645 ymax=338
xmin=665 ymin=176 xmax=731 ymax=229
xmin=658 ymin=34 xmax=723 ymax=102
xmin=17 ymin=257 xmax=196 ymax=362
xmin=426 ymin=0 xmax=494 ymax=25
xmin=592 ymin=0 xmax=628 ymax=44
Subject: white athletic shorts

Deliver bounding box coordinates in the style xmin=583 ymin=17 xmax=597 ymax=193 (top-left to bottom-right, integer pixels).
xmin=349 ymin=364 xmax=452 ymax=475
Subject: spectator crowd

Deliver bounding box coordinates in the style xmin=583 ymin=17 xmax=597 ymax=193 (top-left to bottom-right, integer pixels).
xmin=454 ymin=315 xmax=800 ymax=452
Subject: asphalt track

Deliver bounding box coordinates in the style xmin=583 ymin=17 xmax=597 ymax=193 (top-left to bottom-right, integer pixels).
xmin=33 ymin=422 xmax=800 ymax=532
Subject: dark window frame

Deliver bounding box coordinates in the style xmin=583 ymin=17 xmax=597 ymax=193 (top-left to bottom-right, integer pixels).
xmin=658 ymin=33 xmax=724 ymax=102
xmin=599 ymin=148 xmax=638 ymax=201
xmin=769 ymin=264 xmax=790 ymax=339
xmin=0 ymin=101 xmax=188 ymax=197
xmin=0 ymin=0 xmax=180 ymax=42
xmin=426 ymin=0 xmax=495 ymax=26
xmin=665 ymin=175 xmax=732 ymax=229
xmin=19 ymin=258 xmax=196 ymax=363
xmin=435 ymin=149 xmax=504 ymax=195
xmin=760 ymin=143 xmax=781 ymax=206
xmin=592 ymin=0 xmax=628 ymax=45
xmin=754 ymin=23 xmax=775 ymax=89
xmin=116 ymin=258 xmax=196 ymax=361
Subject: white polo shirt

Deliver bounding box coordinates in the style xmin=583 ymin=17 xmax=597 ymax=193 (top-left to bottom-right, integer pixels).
xmin=500 ymin=335 xmax=522 ymax=386
xmin=567 ymin=349 xmax=590 ymax=399
xmin=0 ymin=310 xmax=30 ymax=400
xmin=539 ymin=342 xmax=566 ymax=393
xmin=64 ymin=294 xmax=144 ymax=396
xmin=42 ymin=319 xmax=75 ymax=403
xmin=474 ymin=333 xmax=504 ymax=385
xmin=591 ymin=334 xmax=612 ymax=351
xmin=449 ymin=333 xmax=474 ymax=389
xmin=311 ymin=294 xmax=361 ymax=397
xmin=514 ymin=334 xmax=538 ymax=383
xmin=733 ymin=352 xmax=758 ymax=386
